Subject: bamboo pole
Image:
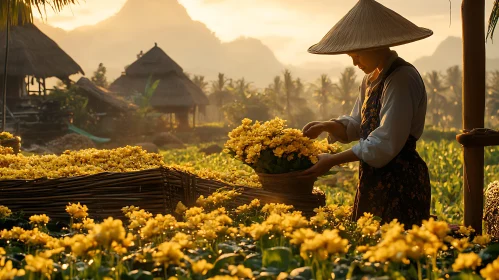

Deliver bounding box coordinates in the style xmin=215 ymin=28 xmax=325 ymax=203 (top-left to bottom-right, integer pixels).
xmin=462 ymin=0 xmax=486 ymax=233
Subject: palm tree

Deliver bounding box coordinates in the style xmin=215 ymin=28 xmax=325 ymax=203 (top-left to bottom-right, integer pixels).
xmin=1 ymin=1 xmax=80 ymax=28
xmin=283 ymin=69 xmax=295 ymax=124
xmin=192 ymin=75 xmax=208 ymax=92
xmin=445 ymin=66 xmax=463 ymax=127
xmin=265 ymin=76 xmax=283 ymax=117
xmin=312 ymin=74 xmax=335 ymax=120
xmin=424 ymin=71 xmax=449 ymax=127
xmin=487 ymin=71 xmax=499 ymax=126
xmin=488 ymin=0 xmax=499 ymax=40
xmin=334 ymin=67 xmax=358 ymax=115
xmin=233 ymin=78 xmax=252 ymax=101
xmin=210 ymin=73 xmax=231 ymax=121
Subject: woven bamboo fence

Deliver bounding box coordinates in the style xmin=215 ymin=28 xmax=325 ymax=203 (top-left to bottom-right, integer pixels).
xmin=0 ymin=167 xmax=325 ymax=220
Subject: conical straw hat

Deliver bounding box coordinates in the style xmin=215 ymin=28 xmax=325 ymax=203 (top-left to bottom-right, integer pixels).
xmin=308 ymin=0 xmax=433 ymax=55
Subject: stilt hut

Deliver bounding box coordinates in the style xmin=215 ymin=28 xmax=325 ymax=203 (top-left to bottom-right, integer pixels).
xmin=76 ymin=77 xmax=137 ymax=136
xmin=0 ymin=23 xmax=84 ymax=111
xmin=109 ymin=43 xmax=209 ymax=130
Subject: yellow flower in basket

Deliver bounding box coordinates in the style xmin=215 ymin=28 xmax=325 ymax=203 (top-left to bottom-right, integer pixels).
xmin=224 ymin=118 xmax=340 ymax=194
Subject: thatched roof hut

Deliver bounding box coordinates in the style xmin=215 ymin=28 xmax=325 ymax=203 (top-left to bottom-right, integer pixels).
xmin=110 ymin=44 xmax=209 ymax=111
xmin=0 ymin=23 xmax=84 ymax=78
xmin=76 ymin=77 xmax=137 ymax=114
xmin=109 ymin=43 xmax=208 ymax=129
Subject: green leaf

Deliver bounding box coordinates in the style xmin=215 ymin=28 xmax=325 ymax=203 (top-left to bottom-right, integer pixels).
xmin=262 ymin=247 xmax=292 ymax=272
xmin=450 ymin=272 xmax=482 ymax=280
xmin=243 ymin=253 xmax=262 ymax=271
xmin=212 ymin=253 xmax=242 ymax=273
xmin=217 ymin=243 xmax=242 ymax=254
xmin=126 ymin=269 xmax=154 ymax=280
xmin=479 ymin=243 xmax=499 ymax=265
xmin=289 ymin=267 xmax=313 ymax=278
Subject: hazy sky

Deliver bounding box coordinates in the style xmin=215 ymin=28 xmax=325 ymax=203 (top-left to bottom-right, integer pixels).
xmin=36 ymin=0 xmax=498 ymax=66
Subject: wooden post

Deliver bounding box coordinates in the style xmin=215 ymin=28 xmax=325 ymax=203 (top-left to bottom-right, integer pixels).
xmin=192 ymin=106 xmax=196 ymax=128
xmin=462 ymin=0 xmax=486 ymax=233
xmin=43 ymin=78 xmax=46 ymax=96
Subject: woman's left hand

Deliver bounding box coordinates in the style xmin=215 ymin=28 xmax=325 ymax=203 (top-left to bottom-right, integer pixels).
xmin=297 ymin=153 xmax=337 ymax=179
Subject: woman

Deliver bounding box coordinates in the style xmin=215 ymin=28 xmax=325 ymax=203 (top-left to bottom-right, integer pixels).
xmin=300 ymin=0 xmax=432 ymax=229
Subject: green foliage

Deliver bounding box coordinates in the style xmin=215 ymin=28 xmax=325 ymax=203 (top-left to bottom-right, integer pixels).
xmin=134 ymin=76 xmax=160 ymax=118
xmin=91 ymin=63 xmax=109 ymax=88
xmin=47 ymin=85 xmax=97 ymax=129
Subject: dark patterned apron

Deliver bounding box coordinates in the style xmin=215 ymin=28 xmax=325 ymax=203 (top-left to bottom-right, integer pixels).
xmin=351 ymin=57 xmax=431 ymax=229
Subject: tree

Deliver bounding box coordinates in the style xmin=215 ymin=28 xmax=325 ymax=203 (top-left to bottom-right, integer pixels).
xmin=312 ymin=74 xmax=335 ymax=120
xmin=334 ymin=67 xmax=358 ymax=115
xmin=283 ymin=69 xmax=294 ymax=124
xmin=487 ymin=0 xmax=499 ymax=40
xmin=192 ymin=75 xmax=208 ymax=92
xmin=264 ymin=76 xmax=283 ymax=117
xmin=91 ymin=63 xmax=109 ymax=88
xmin=209 ymin=73 xmax=232 ymax=121
xmin=445 ymin=66 xmax=463 ymax=127
xmin=424 ymin=71 xmax=449 ymax=128
xmin=487 ymin=71 xmax=499 ymax=126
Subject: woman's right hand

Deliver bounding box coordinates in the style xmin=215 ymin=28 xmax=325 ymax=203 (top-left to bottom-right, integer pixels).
xmin=302 ymin=121 xmax=326 ymax=139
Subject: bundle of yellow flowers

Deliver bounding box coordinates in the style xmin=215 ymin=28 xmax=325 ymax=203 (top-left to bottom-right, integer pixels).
xmin=224 ymin=118 xmax=340 ymax=174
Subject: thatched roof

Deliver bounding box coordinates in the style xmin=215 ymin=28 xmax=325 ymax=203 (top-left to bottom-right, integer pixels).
xmin=0 ymin=23 xmax=84 ymax=78
xmin=76 ymin=77 xmax=137 ymax=113
xmin=110 ymin=73 xmax=209 ymax=108
xmin=125 ymin=43 xmax=183 ymax=76
xmin=109 ymin=44 xmax=209 ymax=109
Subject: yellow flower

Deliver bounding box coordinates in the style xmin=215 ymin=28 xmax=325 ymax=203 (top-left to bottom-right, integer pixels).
xmin=473 ymin=234 xmax=492 ymax=246
xmin=90 ymin=217 xmax=134 ymax=249
xmin=29 ymin=214 xmax=50 ymax=226
xmin=65 ymin=202 xmax=89 ymax=219
xmin=422 ymin=218 xmax=449 ymax=239
xmin=452 ymin=252 xmax=482 ymax=271
xmin=175 ymin=201 xmax=188 ymax=215
xmin=261 ymin=203 xmax=293 ymax=215
xmin=481 ymin=258 xmax=499 ymax=280
xmin=191 ymin=259 xmax=213 ymax=275
xmin=0 ymin=206 xmax=12 ymax=219
xmin=357 ymin=213 xmax=380 ymax=236
xmin=171 ymin=233 xmax=194 ymax=249
xmin=153 ymin=242 xmax=185 ymax=266
xmin=207 ymin=276 xmax=238 ymax=280
xmin=300 ymin=229 xmax=349 ymax=260
xmin=458 ymin=226 xmax=475 ymax=236
xmin=0 ymin=260 xmax=25 ymax=279
xmin=228 ymin=264 xmax=253 ymax=278
xmin=451 ymin=237 xmax=471 ymax=252
xmin=24 ymin=254 xmax=54 ymax=276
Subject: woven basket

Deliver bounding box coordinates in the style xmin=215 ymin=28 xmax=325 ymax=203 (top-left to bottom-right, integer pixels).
xmin=0 ymin=167 xmax=325 ymax=219
xmin=256 ymin=171 xmax=317 ymax=195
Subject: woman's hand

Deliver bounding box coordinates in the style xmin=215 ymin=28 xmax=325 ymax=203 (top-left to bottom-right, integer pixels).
xmin=302 ymin=121 xmax=326 ymax=139
xmin=297 ymin=153 xmax=337 ymax=179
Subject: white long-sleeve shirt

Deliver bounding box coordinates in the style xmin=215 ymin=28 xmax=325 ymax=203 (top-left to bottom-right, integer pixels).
xmin=330 ymin=51 xmax=427 ymax=168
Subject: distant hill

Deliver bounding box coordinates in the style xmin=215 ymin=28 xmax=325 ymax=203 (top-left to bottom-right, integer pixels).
xmin=413 ymin=36 xmax=499 ymax=73
xmin=36 ymin=0 xmax=285 ymax=87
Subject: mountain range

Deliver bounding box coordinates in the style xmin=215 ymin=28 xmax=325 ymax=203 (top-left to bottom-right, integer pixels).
xmin=36 ymin=0 xmax=285 ymax=87
xmin=413 ymin=36 xmax=499 ymax=73
xmin=35 ymin=0 xmax=499 ymax=89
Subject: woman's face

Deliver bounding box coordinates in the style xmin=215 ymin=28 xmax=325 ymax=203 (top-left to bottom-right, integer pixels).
xmin=347 ymin=50 xmax=381 ymax=74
